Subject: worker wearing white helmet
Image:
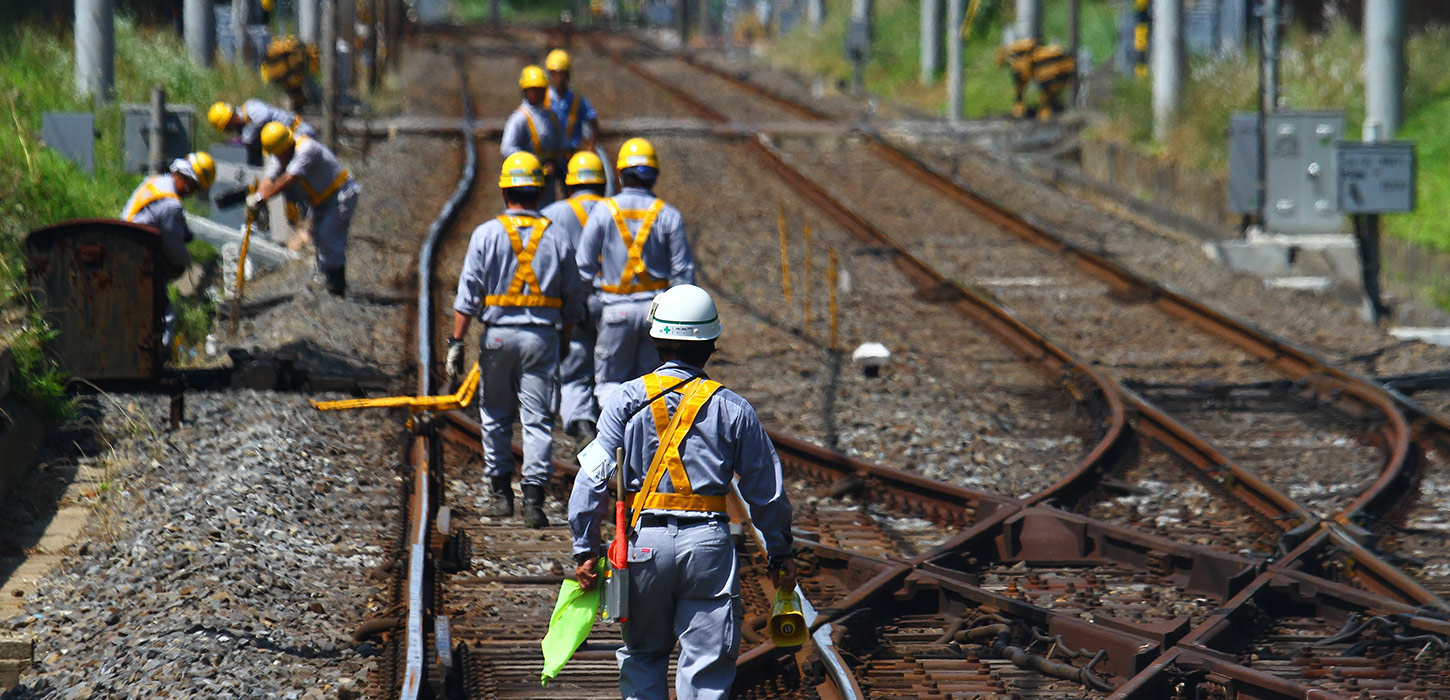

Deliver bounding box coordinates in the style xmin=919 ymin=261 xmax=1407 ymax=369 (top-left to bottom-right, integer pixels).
xmin=568 ymin=284 xmax=796 ymax=700
xmin=501 ymin=65 xmax=564 ymax=206
xmin=207 ymin=99 xmax=316 ymax=165
xmin=541 ymin=152 xmax=610 ymax=441
xmin=247 ymin=121 xmax=359 ymax=296
xmin=543 ymin=49 xmax=599 ymax=156
xmin=575 ymin=137 xmax=695 ymax=407
xmin=122 ymin=151 xmax=216 ymax=279
xmin=448 ymin=152 xmax=588 ymax=528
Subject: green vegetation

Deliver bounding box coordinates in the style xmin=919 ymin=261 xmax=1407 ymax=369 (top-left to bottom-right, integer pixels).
xmin=763 ymin=0 xmax=1119 ymax=118
xmin=457 ymin=0 xmax=576 ymax=24
xmin=0 ymin=16 xmax=280 ymax=411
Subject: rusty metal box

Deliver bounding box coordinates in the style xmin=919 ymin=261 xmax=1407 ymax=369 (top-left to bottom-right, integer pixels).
xmin=25 ymin=220 xmax=168 ymax=383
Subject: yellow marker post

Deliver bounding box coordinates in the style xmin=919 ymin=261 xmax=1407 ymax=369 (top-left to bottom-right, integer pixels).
xmin=802 ymin=223 xmax=813 ymax=328
xmin=828 ymin=247 xmax=839 ymax=351
xmin=228 ymin=211 xmax=254 ymax=338
xmin=312 ymin=363 xmax=482 ymax=415
xmin=778 ymin=204 xmax=792 ymax=302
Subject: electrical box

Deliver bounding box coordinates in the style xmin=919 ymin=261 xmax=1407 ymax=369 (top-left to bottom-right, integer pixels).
xmin=844 ymin=20 xmax=871 ymax=61
xmin=1264 ymin=112 xmax=1344 ymax=234
xmin=122 ymin=104 xmax=195 ymax=174
xmin=208 ymin=145 xmax=252 ymax=231
xmin=41 ymin=112 xmax=96 ymax=175
xmin=1226 ymin=112 xmax=1261 ymax=214
xmin=1335 ymin=141 xmax=1416 ymax=214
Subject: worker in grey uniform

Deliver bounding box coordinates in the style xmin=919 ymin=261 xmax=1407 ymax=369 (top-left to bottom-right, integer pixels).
xmin=568 ymin=284 xmax=796 ymax=700
xmin=501 ymin=65 xmax=563 ymax=207
xmin=122 ymin=151 xmax=216 ymax=348
xmin=543 ymin=49 xmax=600 ymax=156
xmin=540 ymin=151 xmax=609 ymax=442
xmin=576 ymin=137 xmax=695 ymax=408
xmin=447 ymin=152 xmax=587 ymax=528
xmin=247 ymin=121 xmax=359 ymax=297
xmin=207 ymin=98 xmax=317 ymax=166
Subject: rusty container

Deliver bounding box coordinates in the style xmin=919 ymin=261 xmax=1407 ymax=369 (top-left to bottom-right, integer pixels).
xmin=25 ymin=219 xmax=168 ymax=383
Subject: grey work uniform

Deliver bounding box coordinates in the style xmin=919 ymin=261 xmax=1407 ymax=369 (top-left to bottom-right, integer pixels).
xmin=500 ymin=101 xmax=563 ymax=206
xmin=568 ymin=360 xmax=793 ymax=700
xmin=540 ymin=193 xmax=606 ymax=427
xmin=238 ymin=98 xmax=317 ymax=149
xmin=454 ymin=209 xmax=586 ymax=488
xmin=122 ymin=174 xmax=193 ymax=348
xmin=575 ymin=187 xmax=694 ymax=407
xmin=267 ymin=136 xmax=358 ymax=273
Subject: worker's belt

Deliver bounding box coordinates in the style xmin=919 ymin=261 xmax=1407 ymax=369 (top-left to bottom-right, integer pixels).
xmin=485 ymin=215 xmax=563 ymax=308
xmin=124 ymin=178 xmax=178 ymax=221
xmin=636 ymin=513 xmax=727 ymax=529
xmin=601 ymin=198 xmax=669 ymax=295
xmin=629 ymin=373 xmax=728 ymax=529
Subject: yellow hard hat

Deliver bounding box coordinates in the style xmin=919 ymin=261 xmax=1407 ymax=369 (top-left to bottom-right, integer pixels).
xmin=545 ymin=49 xmax=571 ymax=72
xmin=616 ymin=137 xmax=658 ymax=170
xmin=260 ymin=121 xmax=295 ymax=155
xmin=208 ymin=101 xmax=236 ymax=132
xmin=499 ymin=152 xmax=546 ymax=189
xmin=519 ymin=65 xmax=548 ymax=89
xmin=187 ymin=151 xmax=216 ymax=191
xmin=565 ymin=151 xmax=606 ymax=185
xmin=261 ymin=0 xmax=274 ymax=10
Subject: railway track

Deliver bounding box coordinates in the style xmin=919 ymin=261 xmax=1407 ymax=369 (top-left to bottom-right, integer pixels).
xmin=365 ymin=28 xmax=1450 ymax=700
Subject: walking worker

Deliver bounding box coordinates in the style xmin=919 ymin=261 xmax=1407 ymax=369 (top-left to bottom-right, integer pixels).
xmin=207 ymin=99 xmax=317 ymax=166
xmin=502 ymin=65 xmax=563 ymax=206
xmin=541 ymin=151 xmax=610 ymax=441
xmin=247 ymin=121 xmax=359 ymax=297
xmin=122 ymin=151 xmax=216 ymax=280
xmin=568 ymin=284 xmax=796 ymax=700
xmin=447 ymin=152 xmax=588 ymax=528
xmin=576 ymin=138 xmax=695 ymax=406
xmin=543 ymin=49 xmax=600 ymax=156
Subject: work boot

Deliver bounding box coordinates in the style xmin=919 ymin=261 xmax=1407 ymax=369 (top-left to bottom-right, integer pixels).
xmin=323 ymin=267 xmax=347 ymax=297
xmin=521 ymin=484 xmax=549 ymax=529
xmin=485 ymin=476 xmax=514 ymax=517
xmin=567 ymin=419 xmax=597 ymax=444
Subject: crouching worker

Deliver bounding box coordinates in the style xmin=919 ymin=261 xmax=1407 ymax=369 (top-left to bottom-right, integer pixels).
xmin=122 ymin=152 xmax=216 ymax=348
xmin=567 ymin=284 xmax=796 ymax=700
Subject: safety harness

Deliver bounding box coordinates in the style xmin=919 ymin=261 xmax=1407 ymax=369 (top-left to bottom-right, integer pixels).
xmin=628 ymin=373 xmax=727 ymax=526
xmin=544 ymin=89 xmax=581 ymax=145
xmin=601 ymin=198 xmax=669 ymax=295
xmin=567 ymin=193 xmax=603 ymax=229
xmin=517 ymin=106 xmax=557 ymax=161
xmin=484 ymin=215 xmax=562 ymax=308
xmin=124 ymin=177 xmax=179 ymax=221
xmin=293 ymin=136 xmax=350 ymax=206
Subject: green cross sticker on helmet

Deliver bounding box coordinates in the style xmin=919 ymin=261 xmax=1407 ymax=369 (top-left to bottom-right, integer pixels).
xmin=648 ymin=284 xmax=722 ymax=341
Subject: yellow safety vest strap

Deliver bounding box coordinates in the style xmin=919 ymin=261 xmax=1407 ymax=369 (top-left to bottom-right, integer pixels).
xmin=297 ymin=168 xmax=350 ymax=206
xmin=630 ymin=375 xmax=726 ymax=528
xmin=125 ymin=179 xmax=179 ymax=221
xmin=545 ymin=92 xmax=581 ymax=141
xmin=567 ymin=194 xmax=602 ymax=229
xmin=484 ymin=215 xmax=563 ymax=308
xmin=600 ymin=198 xmax=668 ymax=295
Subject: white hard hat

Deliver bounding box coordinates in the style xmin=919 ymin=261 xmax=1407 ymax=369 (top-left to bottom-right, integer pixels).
xmin=649 ymin=284 xmax=722 ymax=341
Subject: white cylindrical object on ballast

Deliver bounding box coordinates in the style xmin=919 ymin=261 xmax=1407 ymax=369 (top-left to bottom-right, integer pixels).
xmin=75 ymin=0 xmax=115 ymax=101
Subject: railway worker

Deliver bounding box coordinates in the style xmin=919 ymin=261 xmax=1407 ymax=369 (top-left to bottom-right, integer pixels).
xmin=567 ymin=284 xmax=796 ymax=700
xmin=207 ymin=99 xmax=317 ymax=166
xmin=541 ymin=152 xmax=610 ymax=442
xmin=575 ymin=138 xmax=695 ymax=407
xmin=122 ymin=151 xmax=216 ymax=280
xmin=447 ymin=152 xmax=588 ymax=528
xmin=543 ymin=49 xmax=600 ymax=157
xmin=502 ymin=65 xmax=563 ymax=207
xmin=247 ymin=121 xmax=359 ymax=297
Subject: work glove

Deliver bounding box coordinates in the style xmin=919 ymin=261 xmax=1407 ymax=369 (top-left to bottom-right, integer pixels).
xmin=244 ymin=192 xmax=265 ymax=215
xmin=446 ymin=338 xmax=466 ymax=379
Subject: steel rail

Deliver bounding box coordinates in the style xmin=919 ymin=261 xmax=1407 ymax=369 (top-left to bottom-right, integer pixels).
xmin=399 ymin=53 xmax=479 ymax=700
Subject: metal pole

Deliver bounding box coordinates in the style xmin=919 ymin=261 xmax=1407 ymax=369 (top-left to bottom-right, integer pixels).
xmin=1068 ymin=0 xmax=1080 ymax=105
xmin=490 ymin=0 xmax=501 ymax=25
xmin=946 ymin=0 xmax=963 ymax=121
xmin=1262 ymin=0 xmax=1280 ymax=114
xmin=1151 ymin=0 xmax=1182 ymax=140
xmin=299 ymin=0 xmax=320 ymax=44
xmin=150 ymin=87 xmax=167 ymax=175
xmin=1364 ymin=0 xmax=1406 ymax=140
xmin=184 ymin=0 xmax=216 ymax=66
xmin=340 ymin=0 xmax=356 ymax=89
xmin=366 ymin=0 xmax=380 ymax=92
xmin=1014 ymin=0 xmax=1040 ymax=41
xmin=807 ymin=0 xmax=823 ymax=30
xmin=920 ymin=0 xmax=940 ymax=85
xmin=232 ymin=0 xmax=249 ymax=64
xmin=677 ymin=0 xmax=689 ymax=44
xmin=322 ymin=0 xmax=339 ymax=148
xmin=74 ymin=0 xmax=115 ymax=101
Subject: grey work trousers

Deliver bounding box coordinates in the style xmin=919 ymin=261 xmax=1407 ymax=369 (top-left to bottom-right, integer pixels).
xmin=313 ymin=179 xmax=358 ymax=273
xmin=618 ymin=517 xmax=742 ymax=700
xmin=560 ymin=294 xmax=602 ymax=426
xmin=478 ymin=324 xmax=559 ymax=488
xmin=593 ymin=299 xmax=662 ymax=408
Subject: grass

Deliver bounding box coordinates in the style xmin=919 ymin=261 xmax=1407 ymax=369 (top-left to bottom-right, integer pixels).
xmin=0 ymin=15 xmax=282 ymax=413
xmin=763 ymin=0 xmax=1119 ymax=118
xmin=457 ymin=0 xmax=577 ymax=24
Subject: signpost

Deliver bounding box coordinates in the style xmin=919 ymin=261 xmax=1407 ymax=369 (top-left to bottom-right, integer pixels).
xmin=1335 ymin=140 xmax=1416 ymax=324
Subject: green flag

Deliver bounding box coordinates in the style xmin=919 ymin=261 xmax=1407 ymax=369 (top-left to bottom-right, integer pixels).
xmin=540 ymin=561 xmax=605 ymax=685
